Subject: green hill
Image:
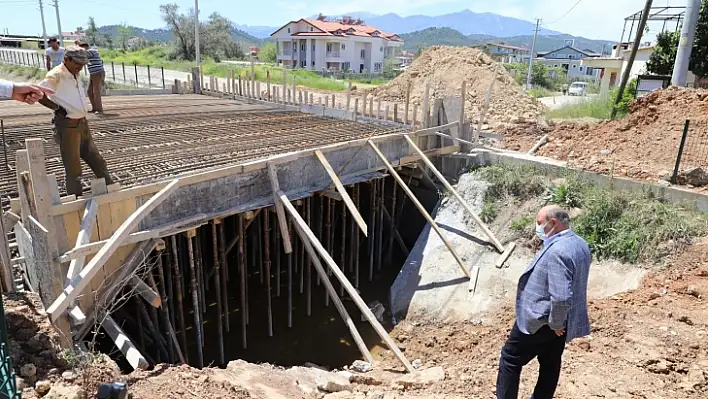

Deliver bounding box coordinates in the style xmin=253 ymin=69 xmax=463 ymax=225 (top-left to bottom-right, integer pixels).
xmin=98 ymin=25 xmax=264 ymax=47
xmin=400 ymin=27 xmax=612 ymax=55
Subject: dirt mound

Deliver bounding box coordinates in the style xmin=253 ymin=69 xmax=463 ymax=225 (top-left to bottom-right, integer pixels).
xmin=370 ymin=46 xmax=543 ymax=126
xmin=503 ymin=87 xmax=708 ymax=183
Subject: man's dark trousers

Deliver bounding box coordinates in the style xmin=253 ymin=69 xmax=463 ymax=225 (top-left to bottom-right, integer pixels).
xmin=53 ymin=114 xmax=112 ymax=196
xmin=496 ymin=323 xmax=567 ymax=399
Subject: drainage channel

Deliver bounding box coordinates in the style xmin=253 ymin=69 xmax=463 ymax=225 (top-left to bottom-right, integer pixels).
xmin=90 ymin=174 xmax=438 ymax=371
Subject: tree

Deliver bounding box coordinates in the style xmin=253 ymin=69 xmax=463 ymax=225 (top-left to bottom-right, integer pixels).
xmin=259 ymin=42 xmax=276 ymax=63
xmin=691 ymin=0 xmax=708 ymax=77
xmin=116 ymin=24 xmax=133 ymax=50
xmin=316 ymin=13 xmax=327 ymax=21
xmin=339 ymin=16 xmax=364 ymax=25
xmin=86 ymin=17 xmax=101 ymax=46
xmin=646 ymin=30 xmax=678 ymax=75
xmin=75 ymin=26 xmax=84 ymax=34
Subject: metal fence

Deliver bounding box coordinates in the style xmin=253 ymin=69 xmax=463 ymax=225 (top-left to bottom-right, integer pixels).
xmin=0 ymin=48 xmax=169 ymax=90
xmin=0 ymin=295 xmax=19 ymax=399
xmin=672 ymin=119 xmax=708 ymax=184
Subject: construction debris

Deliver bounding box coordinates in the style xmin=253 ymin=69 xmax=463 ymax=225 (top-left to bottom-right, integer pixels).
xmin=370 ymin=46 xmax=543 ymax=126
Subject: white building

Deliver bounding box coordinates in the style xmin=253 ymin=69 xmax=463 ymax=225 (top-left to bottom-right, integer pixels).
xmin=535 ymin=45 xmax=602 ymax=81
xmin=270 ymin=19 xmax=404 ymax=73
xmin=478 ymin=42 xmax=530 ymax=63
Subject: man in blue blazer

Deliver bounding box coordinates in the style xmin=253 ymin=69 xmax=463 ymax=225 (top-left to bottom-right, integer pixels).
xmin=496 ymin=205 xmax=592 ymax=399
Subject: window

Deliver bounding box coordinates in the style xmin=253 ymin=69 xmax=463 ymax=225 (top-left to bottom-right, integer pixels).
xmin=310 ymin=27 xmax=313 ymax=32
xmin=586 ymin=67 xmax=594 ymax=76
xmin=301 ymin=44 xmax=305 ymax=51
xmin=553 ymin=64 xmax=558 ymax=67
xmin=579 ymin=66 xmax=583 ymax=71
xmin=380 ymin=46 xmax=383 ymax=52
xmin=341 ymin=44 xmax=345 ymax=50
xmin=572 ymin=64 xmax=576 ymax=68
xmin=301 ymin=60 xmax=306 ymax=68
xmin=288 ymin=28 xmax=291 ymax=33
xmin=312 ymin=61 xmax=315 ymax=67
xmin=312 ymin=44 xmax=315 ymax=51
xmin=360 ymin=49 xmax=365 ymax=59
xmin=374 ymin=62 xmax=382 ymax=72
xmin=326 ymin=43 xmax=333 ymax=52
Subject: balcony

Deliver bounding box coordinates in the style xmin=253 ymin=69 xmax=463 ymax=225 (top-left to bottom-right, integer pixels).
xmin=326 ymin=51 xmax=340 ymax=58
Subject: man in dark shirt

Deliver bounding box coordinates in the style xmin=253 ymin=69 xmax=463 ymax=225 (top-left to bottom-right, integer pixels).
xmin=79 ymin=42 xmax=105 ymax=114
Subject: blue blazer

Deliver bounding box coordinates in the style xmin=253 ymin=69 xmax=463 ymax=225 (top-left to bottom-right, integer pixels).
xmin=515 ymin=230 xmax=592 ymax=342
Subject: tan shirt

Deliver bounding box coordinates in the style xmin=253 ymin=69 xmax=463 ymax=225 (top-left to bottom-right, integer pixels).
xmin=40 ymin=64 xmax=89 ymax=119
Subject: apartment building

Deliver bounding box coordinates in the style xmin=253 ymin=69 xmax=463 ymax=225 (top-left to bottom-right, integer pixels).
xmin=477 ymin=42 xmax=530 ymax=63
xmin=535 ymin=45 xmax=602 ymax=80
xmin=270 ymin=18 xmax=404 ymax=73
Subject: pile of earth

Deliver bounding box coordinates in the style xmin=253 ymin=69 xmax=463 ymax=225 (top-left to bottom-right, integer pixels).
xmin=503 ymin=87 xmax=708 ymax=185
xmin=369 ymin=46 xmax=543 ymax=126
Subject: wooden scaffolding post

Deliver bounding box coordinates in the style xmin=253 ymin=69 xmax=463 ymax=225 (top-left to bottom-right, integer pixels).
xmin=211 ymin=221 xmax=225 ymax=364
xmin=422 ymin=83 xmax=430 ymax=129
xmin=279 ymin=191 xmax=410 ymax=372
xmin=368 ymin=141 xmax=470 ymax=279
xmin=346 ymin=81 xmax=352 ymax=111
xmin=404 ymin=81 xmax=411 ymax=125
xmin=314 ymin=150 xmax=367 ymax=236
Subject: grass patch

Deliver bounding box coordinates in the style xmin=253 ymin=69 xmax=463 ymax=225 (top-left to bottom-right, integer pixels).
xmin=528 ymin=86 xmax=554 ymax=98
xmin=0 ymin=64 xmax=46 ymax=81
xmin=479 ymin=202 xmax=499 ymax=224
xmin=476 ymin=164 xmax=708 ymax=263
xmin=547 ymin=96 xmax=613 ymax=120
xmin=510 ymin=214 xmax=535 ymax=232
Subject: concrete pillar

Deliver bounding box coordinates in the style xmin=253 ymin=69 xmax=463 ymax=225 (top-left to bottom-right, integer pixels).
xmin=306 ymin=39 xmax=312 ymax=70
xmin=599 ymin=69 xmax=612 ymax=99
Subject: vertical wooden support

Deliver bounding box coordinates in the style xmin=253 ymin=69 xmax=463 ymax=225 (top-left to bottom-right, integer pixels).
xmin=377 ymin=99 xmax=382 ymax=120
xmin=422 ymin=83 xmax=431 ymax=129
xmin=339 ymin=197 xmax=346 ymax=297
xmin=324 ymin=197 xmax=331 ymax=307
xmin=217 ymin=222 xmax=230 ymax=332
xmin=376 ymin=179 xmax=385 ymax=271
xmin=15 ymin=150 xmax=32 ymax=222
xmin=350 ymin=186 xmax=357 ymax=288
xmin=231 ymin=70 xmax=236 ymax=99
xmin=305 ymin=198 xmax=311 ymax=316
xmin=292 ymin=76 xmax=296 ymax=105
xmin=346 ymin=81 xmax=351 ymax=110
xmin=171 ymin=236 xmax=188 ymax=363
xmin=393 ymin=104 xmax=398 ymax=123
xmin=280 ymin=192 xmax=410 ymax=372
xmin=0 ymin=209 xmax=14 ymax=292
xmin=238 ymin=215 xmax=247 ymax=348
xmin=368 ymin=181 xmax=376 ymax=282
xmin=404 ymin=81 xmax=411 ymax=125
xmin=299 ymin=91 xmax=303 ymax=105
xmin=369 ymin=97 xmax=374 ymax=119
xmin=257 ymin=81 xmax=261 ymax=100
xmin=257 ymin=215 xmax=264 ymax=284
xmin=298 ymin=204 xmax=304 ymax=295
xmin=25 ymin=139 xmax=70 ymax=347
xmin=238 ymin=75 xmax=242 ymax=97
xmin=354 ymin=98 xmax=359 ymax=119
xmin=362 ymin=93 xmax=368 ymax=117
xmin=331 ymin=94 xmax=336 ymax=109
xmin=155 ymin=246 xmax=177 ymax=364
xmin=369 ymin=142 xmax=471 ymax=278
xmin=287 ymin=217 xmax=293 ymax=328
xmin=384 ymin=105 xmax=390 ymax=121
xmin=274 ymin=211 xmax=282 ymax=297
xmin=324 ymin=96 xmax=329 ymax=108
xmin=304 ymin=91 xmax=309 ymax=105
xmin=386 ymin=179 xmax=398 ymax=264
xmin=211 ymin=221 xmax=225 ymax=364
xmin=195 ymin=234 xmax=206 ymax=316
xmin=412 ymin=104 xmax=418 ymax=129
xmin=185 ymin=231 xmax=203 ymax=368
xmin=309 ymin=93 xmax=313 ymax=104
xmin=263 ymin=211 xmax=273 ymax=336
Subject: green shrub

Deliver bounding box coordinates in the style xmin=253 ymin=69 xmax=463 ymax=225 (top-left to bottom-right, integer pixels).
xmin=480 ymin=201 xmax=499 ymax=223
xmin=510 ymin=214 xmax=534 ymax=232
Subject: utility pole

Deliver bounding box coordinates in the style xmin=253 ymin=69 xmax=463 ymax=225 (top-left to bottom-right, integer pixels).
xmin=194 ymin=0 xmax=200 ymax=64
xmin=525 ymin=18 xmax=541 ymax=90
xmin=51 ymin=0 xmax=63 ymax=45
xmin=672 ymin=0 xmax=701 ymax=86
xmin=611 ymin=0 xmax=653 ymax=119
xmin=38 ymin=0 xmax=48 ymax=49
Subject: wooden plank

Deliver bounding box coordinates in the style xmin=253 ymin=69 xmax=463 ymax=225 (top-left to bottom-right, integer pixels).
xmin=399 ymin=145 xmax=460 ymax=165
xmin=4 ymin=211 xmax=20 ymax=227
xmin=410 ymin=121 xmax=460 ymax=137
xmin=0 ymin=210 xmax=14 ymax=292
xmin=66 ymin=200 xmax=98 ymax=282
xmin=368 ymin=141 xmax=470 ymax=279
xmin=15 ymin=150 xmax=31 ymax=222
xmin=266 ymin=162 xmax=293 ymax=254
xmin=320 ymin=190 xmax=342 ymax=201
xmin=102 ymin=315 xmax=149 ymax=370
xmin=129 ymin=276 xmax=161 ymax=307
xmin=280 ymin=191 xmax=412 ymax=372
xmin=314 ymin=150 xmax=367 ymax=236
xmin=47 ymin=180 xmax=180 ymax=322
xmin=403 ymin=135 xmax=504 ymax=253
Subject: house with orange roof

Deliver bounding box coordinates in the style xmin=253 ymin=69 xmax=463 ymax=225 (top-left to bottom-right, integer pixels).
xmin=270 ymin=18 xmax=404 ymax=73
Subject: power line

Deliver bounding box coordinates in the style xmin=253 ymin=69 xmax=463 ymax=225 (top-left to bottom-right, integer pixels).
xmin=545 ymin=0 xmax=584 ymax=25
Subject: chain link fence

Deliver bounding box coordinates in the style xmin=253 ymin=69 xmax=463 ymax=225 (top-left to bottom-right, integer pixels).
xmin=672 ymin=119 xmax=708 ymax=184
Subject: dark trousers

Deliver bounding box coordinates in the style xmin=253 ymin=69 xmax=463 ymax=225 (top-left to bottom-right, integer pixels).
xmin=496 ymin=323 xmax=566 ymax=399
xmin=88 ymin=72 xmax=105 ymax=112
xmin=53 ymin=115 xmax=113 ymax=196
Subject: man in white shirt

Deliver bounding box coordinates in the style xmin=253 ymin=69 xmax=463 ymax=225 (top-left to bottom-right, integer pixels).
xmin=38 ymin=46 xmax=113 ymax=196
xmin=45 ymin=37 xmax=65 ymax=71
xmin=0 ymin=80 xmax=54 ymax=103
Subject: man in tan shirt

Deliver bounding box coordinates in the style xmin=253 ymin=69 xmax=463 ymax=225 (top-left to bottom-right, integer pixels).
xmin=39 ymin=46 xmax=113 ymax=196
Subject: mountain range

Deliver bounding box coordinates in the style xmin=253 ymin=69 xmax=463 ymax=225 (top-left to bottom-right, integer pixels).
xmin=238 ymin=10 xmax=565 ymax=38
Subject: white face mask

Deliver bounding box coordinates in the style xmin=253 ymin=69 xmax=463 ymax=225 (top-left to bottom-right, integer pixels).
xmin=535 ymin=221 xmax=550 ymax=240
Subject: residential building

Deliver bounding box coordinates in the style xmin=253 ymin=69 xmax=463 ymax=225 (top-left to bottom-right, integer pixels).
xmin=62 ymin=31 xmax=86 ymax=44
xmin=270 ymin=19 xmax=404 ymax=73
xmin=535 ymin=45 xmax=602 ymax=80
xmin=476 ymin=42 xmax=530 ymax=63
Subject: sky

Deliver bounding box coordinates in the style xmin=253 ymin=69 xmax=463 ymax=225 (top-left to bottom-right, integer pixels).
xmin=0 ymin=0 xmax=686 ymax=41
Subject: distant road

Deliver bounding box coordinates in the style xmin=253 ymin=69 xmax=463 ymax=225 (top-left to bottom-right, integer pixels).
xmin=538 ymin=94 xmax=596 ymax=110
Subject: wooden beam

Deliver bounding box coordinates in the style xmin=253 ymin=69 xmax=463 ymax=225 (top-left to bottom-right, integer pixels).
xmin=267 ymin=162 xmax=293 ymax=254
xmin=279 ymin=190 xmax=413 ymax=373
xmin=0 ymin=209 xmax=14 ymax=292
xmin=129 ymin=276 xmax=161 ymax=308
xmin=15 ymin=150 xmax=32 ymax=222
xmin=102 ymin=315 xmax=149 ymax=370
xmin=66 ymin=199 xmax=98 ymax=282
xmin=399 ymin=145 xmax=460 ymax=165
xmin=47 ymin=180 xmax=180 ymax=322
xmin=368 ymin=141 xmax=470 ymax=279
xmin=403 ymin=135 xmax=505 ymax=253
xmin=4 ymin=211 xmax=20 ymax=228
xmin=409 ymin=121 xmax=460 ymax=137
xmin=289 ymin=210 xmax=374 ymax=365
xmin=320 ymin=190 xmax=343 ymax=201
xmin=314 ymin=150 xmax=367 ymax=236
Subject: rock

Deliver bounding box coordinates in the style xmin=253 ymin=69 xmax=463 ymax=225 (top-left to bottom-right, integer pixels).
xmin=61 ymin=371 xmax=78 ymax=382
xmin=453 ymin=340 xmax=469 ymax=352
xmin=658 ymin=180 xmax=671 ymax=188
xmin=683 ymin=167 xmax=708 ymax=187
xmin=316 ymin=373 xmax=352 ymax=393
xmin=649 ymin=292 xmax=662 ymax=300
xmin=324 ymin=392 xmax=363 ymax=399
xmin=681 ymin=365 xmax=707 ymax=390
xmin=393 ymin=366 xmax=445 ymax=389
xmin=647 ymin=360 xmax=671 ymax=374
xmin=360 ymin=301 xmax=385 ymax=323
xmin=44 ymin=385 xmax=88 ymax=399
xmin=396 ymin=334 xmax=409 ymax=342
xmin=20 ymin=363 xmax=37 ymax=378
xmin=658 ymin=170 xmax=672 ymax=182
xmin=350 ymin=373 xmax=384 ymax=386
xmin=411 ymin=359 xmax=422 ymax=369
xmin=679 ymin=315 xmax=694 ymax=326
xmin=366 ymin=393 xmax=385 ymax=399
xmin=351 ymin=360 xmax=372 ymax=373
xmin=597 ymin=149 xmax=613 ymax=156
xmin=397 ymin=342 xmax=407 ymax=352
xmin=304 ymin=362 xmax=330 ymax=371
xmin=15 ymin=377 xmax=27 ymax=390
xmin=686 ymin=286 xmax=701 ymax=298
xmin=35 ymin=380 xmax=52 ymax=396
